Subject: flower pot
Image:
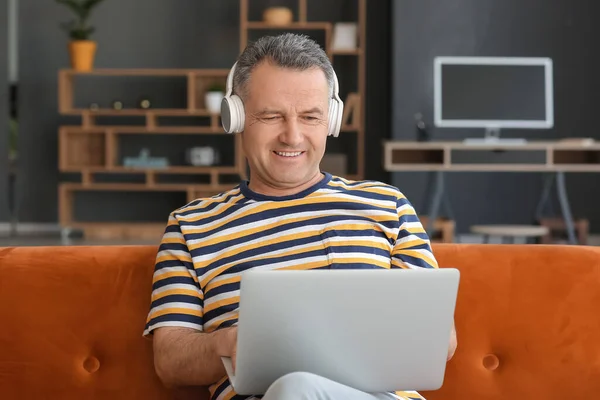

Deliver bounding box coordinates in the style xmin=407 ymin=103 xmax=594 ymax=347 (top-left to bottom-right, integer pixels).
xmin=205 ymin=91 xmax=224 ymax=114
xmin=68 ymin=40 xmax=97 ymax=71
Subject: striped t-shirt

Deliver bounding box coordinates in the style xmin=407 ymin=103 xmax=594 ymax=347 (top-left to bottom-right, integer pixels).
xmin=144 ymin=173 xmax=438 ymax=400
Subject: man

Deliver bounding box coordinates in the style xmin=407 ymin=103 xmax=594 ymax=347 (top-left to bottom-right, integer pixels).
xmin=144 ymin=33 xmax=457 ymax=400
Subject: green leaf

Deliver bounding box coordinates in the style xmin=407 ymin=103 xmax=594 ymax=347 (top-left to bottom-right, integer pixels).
xmin=55 ymin=0 xmax=84 ymax=18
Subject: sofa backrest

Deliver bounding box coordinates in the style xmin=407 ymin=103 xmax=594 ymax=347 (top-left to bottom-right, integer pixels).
xmin=1 ymin=244 xmax=599 ymax=399
xmin=424 ymin=243 xmax=600 ymax=399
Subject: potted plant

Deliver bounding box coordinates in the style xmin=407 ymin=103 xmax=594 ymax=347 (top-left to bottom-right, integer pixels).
xmin=56 ymin=0 xmax=106 ymax=71
xmin=205 ymin=82 xmax=226 ymax=114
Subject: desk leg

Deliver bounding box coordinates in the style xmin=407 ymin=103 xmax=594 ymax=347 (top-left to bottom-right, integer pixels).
xmin=426 ymin=171 xmax=444 ymax=237
xmin=556 ymin=172 xmax=578 ymax=245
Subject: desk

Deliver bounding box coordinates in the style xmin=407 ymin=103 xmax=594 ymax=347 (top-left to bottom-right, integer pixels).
xmin=383 ymin=141 xmax=600 ymax=244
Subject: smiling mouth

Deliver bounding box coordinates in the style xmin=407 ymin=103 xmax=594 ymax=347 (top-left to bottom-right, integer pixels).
xmin=273 ymin=151 xmax=305 ymax=158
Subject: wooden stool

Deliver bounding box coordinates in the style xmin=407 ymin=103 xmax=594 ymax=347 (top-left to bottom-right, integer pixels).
xmin=419 ymin=216 xmax=455 ymax=243
xmin=538 ymin=218 xmax=589 ymax=245
xmin=470 ymin=225 xmax=550 ymax=244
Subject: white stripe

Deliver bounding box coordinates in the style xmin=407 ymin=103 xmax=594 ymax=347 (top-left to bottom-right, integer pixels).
xmin=150 ymin=301 xmax=202 ymax=314
xmin=205 ymin=310 xmax=239 ymax=330
xmin=204 ymin=290 xmax=240 ymax=307
xmin=156 ymin=249 xmax=193 ymax=262
xmin=328 ymin=251 xmax=391 ymax=265
xmin=162 ymin=231 xmax=184 ymax=240
xmin=143 ymin=321 xmax=203 ymax=336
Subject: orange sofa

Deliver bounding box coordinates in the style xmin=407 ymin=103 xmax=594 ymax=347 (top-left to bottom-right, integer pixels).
xmin=1 ymin=244 xmax=600 ymax=399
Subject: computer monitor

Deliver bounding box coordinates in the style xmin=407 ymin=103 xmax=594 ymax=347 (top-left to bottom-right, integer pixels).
xmin=434 ymin=56 xmax=554 ymax=143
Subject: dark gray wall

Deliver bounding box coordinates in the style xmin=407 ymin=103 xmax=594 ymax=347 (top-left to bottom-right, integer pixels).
xmin=0 ymin=0 xmax=9 ymax=222
xmin=392 ymin=0 xmax=600 ymax=233
xmin=17 ymin=0 xmax=390 ymax=223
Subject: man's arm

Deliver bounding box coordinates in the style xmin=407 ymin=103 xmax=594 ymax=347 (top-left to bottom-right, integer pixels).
xmin=390 ymin=192 xmax=457 ymax=360
xmin=144 ymin=212 xmax=236 ymax=387
xmin=153 ymin=326 xmax=237 ymax=387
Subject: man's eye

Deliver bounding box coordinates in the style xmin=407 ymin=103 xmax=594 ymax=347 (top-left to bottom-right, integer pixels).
xmin=304 ymin=116 xmax=318 ymax=121
xmin=263 ymin=116 xmax=280 ymax=121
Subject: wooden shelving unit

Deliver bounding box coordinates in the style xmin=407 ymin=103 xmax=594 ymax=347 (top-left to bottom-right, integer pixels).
xmin=57 ymin=69 xmax=244 ymax=239
xmin=240 ymin=0 xmax=366 ymax=180
xmin=58 ymin=2 xmax=368 ymax=239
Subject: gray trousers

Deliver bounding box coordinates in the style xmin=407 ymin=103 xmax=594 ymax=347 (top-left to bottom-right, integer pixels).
xmin=260 ymin=372 xmax=418 ymax=400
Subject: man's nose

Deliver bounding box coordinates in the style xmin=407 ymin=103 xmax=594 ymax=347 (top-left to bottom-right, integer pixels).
xmin=279 ymin=117 xmax=303 ymax=147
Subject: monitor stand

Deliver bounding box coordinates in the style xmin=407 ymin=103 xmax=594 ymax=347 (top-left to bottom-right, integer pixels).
xmin=463 ymin=127 xmax=527 ymax=146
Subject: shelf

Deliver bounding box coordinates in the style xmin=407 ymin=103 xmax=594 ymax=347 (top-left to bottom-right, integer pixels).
xmin=246 ymin=21 xmax=332 ymax=30
xmin=63 ymin=126 xmax=226 ymax=134
xmin=62 ymin=108 xmax=217 ymax=117
xmin=61 ymin=166 xmax=239 ymax=174
xmin=59 ymin=68 xmax=229 ymax=77
xmin=60 ymin=182 xmax=234 ymax=192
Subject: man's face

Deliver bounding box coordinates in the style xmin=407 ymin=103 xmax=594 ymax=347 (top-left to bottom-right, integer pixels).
xmin=241 ymin=61 xmax=330 ymax=193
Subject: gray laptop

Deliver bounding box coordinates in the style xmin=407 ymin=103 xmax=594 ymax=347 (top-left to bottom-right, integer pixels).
xmin=221 ymin=268 xmax=460 ymax=395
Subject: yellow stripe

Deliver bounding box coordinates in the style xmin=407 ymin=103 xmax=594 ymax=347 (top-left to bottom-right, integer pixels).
xmin=398 ymin=207 xmax=417 ymax=218
xmin=152 ymin=288 xmax=203 ymax=301
xmin=223 ymin=389 xmax=237 ymax=400
xmin=406 ymin=225 xmax=426 ymax=234
xmin=204 ymin=295 xmax=240 ymax=314
xmin=393 ymin=238 xmax=427 ymax=251
xmin=161 ymin=236 xmax=186 ymax=244
xmin=278 ymin=259 xmax=331 ymax=270
xmin=156 ymin=253 xmax=193 ymax=263
xmin=395 ymin=391 xmax=424 ymax=399
xmin=150 ymin=307 xmax=202 ymax=319
xmin=153 ymin=270 xmax=200 ymax=285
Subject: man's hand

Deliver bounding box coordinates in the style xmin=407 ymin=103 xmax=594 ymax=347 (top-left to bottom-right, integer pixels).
xmin=217 ymin=327 xmax=238 ymax=372
xmin=447 ymin=323 xmax=457 ymax=361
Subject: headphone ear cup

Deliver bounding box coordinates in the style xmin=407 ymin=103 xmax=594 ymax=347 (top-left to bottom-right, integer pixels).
xmin=328 ymin=98 xmax=343 ymax=137
xmin=221 ymin=94 xmax=245 ymax=133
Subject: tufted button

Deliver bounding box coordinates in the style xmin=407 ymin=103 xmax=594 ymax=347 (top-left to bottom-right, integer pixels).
xmin=83 ymin=356 xmax=100 ymax=373
xmin=482 ymin=354 xmax=500 ymax=371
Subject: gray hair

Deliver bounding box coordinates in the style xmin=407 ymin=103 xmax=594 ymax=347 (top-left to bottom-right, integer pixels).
xmin=233 ymin=33 xmax=334 ymax=100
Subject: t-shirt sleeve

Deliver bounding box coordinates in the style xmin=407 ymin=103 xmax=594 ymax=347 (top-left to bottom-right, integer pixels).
xmin=143 ymin=212 xmax=204 ymax=336
xmin=391 ymin=192 xmax=439 ymax=269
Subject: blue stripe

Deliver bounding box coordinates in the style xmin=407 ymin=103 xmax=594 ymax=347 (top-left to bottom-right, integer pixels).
xmin=204 ymin=302 xmax=239 ymax=323
xmin=205 ymin=281 xmax=240 ymax=297
xmin=152 ymin=276 xmax=200 ymax=291
xmin=331 ymin=262 xmax=388 ymax=270
xmin=150 ymin=294 xmax=201 ymax=309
